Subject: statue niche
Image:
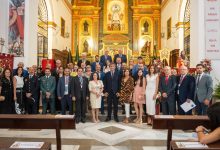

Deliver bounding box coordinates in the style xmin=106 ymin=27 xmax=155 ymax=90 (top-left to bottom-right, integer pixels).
xmin=141 ymin=41 xmax=151 ymax=57
xmin=83 ymin=40 xmax=89 ymax=53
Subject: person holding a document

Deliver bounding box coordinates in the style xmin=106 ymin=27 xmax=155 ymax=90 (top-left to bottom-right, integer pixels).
xmin=176 ymin=66 xmax=195 ymax=115
xmin=196 ymin=102 xmax=220 ymax=144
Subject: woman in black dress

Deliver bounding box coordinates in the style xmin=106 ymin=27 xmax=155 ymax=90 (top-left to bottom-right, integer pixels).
xmin=0 ymin=68 xmax=15 ymax=114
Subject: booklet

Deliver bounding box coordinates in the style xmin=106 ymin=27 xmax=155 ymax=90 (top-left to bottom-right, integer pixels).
xmin=180 ymin=100 xmax=196 ymax=112
xmin=176 ymin=142 xmax=208 ymax=148
xmin=10 ymin=141 xmax=44 ymax=149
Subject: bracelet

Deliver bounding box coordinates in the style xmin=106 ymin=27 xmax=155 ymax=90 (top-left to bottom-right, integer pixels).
xmin=196 ymin=131 xmax=203 ymax=133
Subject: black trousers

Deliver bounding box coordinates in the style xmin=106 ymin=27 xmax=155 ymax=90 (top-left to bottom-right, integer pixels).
xmin=26 ymin=96 xmax=38 ymax=114
xmin=75 ymin=91 xmax=86 ymax=121
xmin=61 ymin=95 xmax=73 ymax=115
xmin=107 ymin=91 xmax=118 ymax=118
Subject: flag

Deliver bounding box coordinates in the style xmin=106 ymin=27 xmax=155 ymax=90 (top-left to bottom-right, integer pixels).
xmin=75 ymin=45 xmax=79 ymax=62
xmin=67 ymin=49 xmax=73 ymax=64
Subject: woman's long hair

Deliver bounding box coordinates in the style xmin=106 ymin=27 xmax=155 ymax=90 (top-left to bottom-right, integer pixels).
xmin=148 ymin=65 xmax=157 ymax=76
xmin=136 ymin=69 xmax=143 ymax=87
xmin=2 ymin=68 xmax=13 ymax=80
xmin=207 ymin=102 xmax=220 ymax=130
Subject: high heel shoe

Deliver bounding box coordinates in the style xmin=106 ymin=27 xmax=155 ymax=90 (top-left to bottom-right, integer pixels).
xmin=133 ymin=117 xmax=139 ymax=123
xmin=136 ymin=119 xmax=143 ymax=124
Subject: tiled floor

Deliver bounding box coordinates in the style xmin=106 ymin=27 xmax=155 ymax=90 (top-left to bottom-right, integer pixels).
xmin=0 ymin=121 xmax=197 ymax=150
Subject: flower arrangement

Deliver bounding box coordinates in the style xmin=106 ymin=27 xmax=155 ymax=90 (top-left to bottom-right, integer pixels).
xmin=200 ymin=59 xmax=212 ymax=73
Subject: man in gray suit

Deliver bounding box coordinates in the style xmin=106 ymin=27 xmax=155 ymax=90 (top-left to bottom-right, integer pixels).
xmin=194 ymin=64 xmax=213 ymax=115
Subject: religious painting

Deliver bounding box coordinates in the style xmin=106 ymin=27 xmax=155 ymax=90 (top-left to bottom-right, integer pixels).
xmin=140 ymin=36 xmax=152 ymax=57
xmin=167 ymin=17 xmax=171 ymax=39
xmin=104 ymin=0 xmax=128 ymax=34
xmin=8 ymin=0 xmax=25 ymax=57
xmin=61 ymin=17 xmax=65 ymax=37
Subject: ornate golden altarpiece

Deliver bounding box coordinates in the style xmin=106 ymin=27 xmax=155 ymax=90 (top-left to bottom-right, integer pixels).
xmin=71 ymin=0 xmax=161 ymax=64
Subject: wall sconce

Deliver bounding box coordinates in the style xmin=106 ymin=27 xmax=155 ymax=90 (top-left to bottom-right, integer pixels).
xmin=0 ymin=37 xmax=5 ymax=53
xmin=161 ymin=33 xmax=165 ymax=38
xmin=64 ymin=32 xmax=70 ymax=38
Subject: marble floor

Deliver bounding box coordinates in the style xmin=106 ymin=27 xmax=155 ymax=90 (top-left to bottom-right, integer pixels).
xmin=0 ymin=121 xmax=198 ymax=150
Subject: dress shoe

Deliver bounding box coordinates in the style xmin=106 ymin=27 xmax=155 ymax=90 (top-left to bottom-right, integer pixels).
xmin=81 ymin=119 xmax=86 ymax=123
xmin=105 ymin=117 xmax=111 ymax=122
xmin=114 ymin=117 xmax=119 ymax=122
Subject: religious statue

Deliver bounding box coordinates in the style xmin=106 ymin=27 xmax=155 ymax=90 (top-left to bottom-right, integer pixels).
xmin=111 ymin=4 xmax=121 ymax=31
xmin=141 ymin=41 xmax=151 ymax=57
xmin=83 ymin=40 xmax=89 ymax=53
xmin=83 ymin=21 xmax=89 ymax=33
xmin=143 ymin=21 xmax=149 ymax=33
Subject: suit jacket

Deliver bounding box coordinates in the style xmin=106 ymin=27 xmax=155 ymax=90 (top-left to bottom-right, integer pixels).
xmin=100 ymin=55 xmax=112 ymax=65
xmin=159 ymin=75 xmax=177 ymax=97
xmin=40 ymin=76 xmax=56 ymax=99
xmin=104 ymin=71 xmax=120 ymax=94
xmin=114 ymin=54 xmax=127 ymax=63
xmin=132 ymin=64 xmax=148 ymax=78
xmin=77 ymin=59 xmax=90 ymax=67
xmin=91 ymin=62 xmax=103 ymax=72
xmin=57 ymin=76 xmax=73 ymax=98
xmin=176 ymin=74 xmax=195 ymax=103
xmin=24 ymin=75 xmax=39 ymax=99
xmin=71 ymin=76 xmax=89 ymax=99
xmin=194 ymin=73 xmax=213 ymax=102
xmin=95 ymin=71 xmax=105 ymax=81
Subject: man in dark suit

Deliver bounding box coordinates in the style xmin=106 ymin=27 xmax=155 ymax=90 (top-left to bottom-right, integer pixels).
xmin=40 ymin=68 xmax=56 ymax=114
xmin=72 ymin=67 xmax=89 ymax=123
xmin=100 ymin=50 xmax=112 ymax=66
xmin=104 ymin=63 xmax=120 ymax=122
xmin=114 ymin=49 xmax=127 ymax=63
xmin=24 ymin=67 xmax=39 ymax=114
xmin=94 ymin=64 xmax=105 ymax=114
xmin=57 ymin=68 xmax=74 ymax=115
xmin=51 ymin=59 xmax=62 ymax=77
xmin=194 ymin=64 xmax=213 ymax=115
xmin=77 ymin=52 xmax=90 ymax=67
xmin=176 ymin=66 xmax=195 ymax=115
xmin=115 ymin=57 xmax=123 ymax=77
xmin=159 ymin=66 xmax=177 ymax=115
xmin=13 ymin=62 xmax=29 ymax=78
xmin=91 ymin=55 xmax=103 ymax=72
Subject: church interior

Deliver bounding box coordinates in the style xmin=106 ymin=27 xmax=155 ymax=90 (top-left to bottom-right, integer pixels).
xmin=0 ymin=0 xmax=220 ymax=150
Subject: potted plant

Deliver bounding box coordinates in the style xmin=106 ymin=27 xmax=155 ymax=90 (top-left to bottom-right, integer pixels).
xmin=213 ymin=82 xmax=220 ymax=102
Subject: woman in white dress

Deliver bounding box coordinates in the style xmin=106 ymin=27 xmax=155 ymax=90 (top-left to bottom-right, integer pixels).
xmin=13 ymin=67 xmax=24 ymax=114
xmin=89 ymin=72 xmax=104 ymax=123
xmin=145 ymin=65 xmax=159 ymax=125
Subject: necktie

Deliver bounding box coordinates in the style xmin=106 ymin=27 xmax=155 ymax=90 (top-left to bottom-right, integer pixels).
xmin=111 ymin=71 xmax=114 ymax=78
xmin=65 ymin=76 xmax=69 ymax=84
xmin=29 ymin=75 xmax=32 ymax=79
xmin=79 ymin=76 xmax=83 ymax=88
xmin=197 ymin=74 xmax=201 ymax=86
xmin=179 ymin=75 xmax=184 ymax=85
xmin=165 ymin=76 xmax=169 ymax=85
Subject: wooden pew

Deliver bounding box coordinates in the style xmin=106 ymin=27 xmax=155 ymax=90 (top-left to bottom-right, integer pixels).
xmin=170 ymin=140 xmax=220 ymax=150
xmin=0 ymin=115 xmax=75 ymax=150
xmin=152 ymin=115 xmax=211 ymax=150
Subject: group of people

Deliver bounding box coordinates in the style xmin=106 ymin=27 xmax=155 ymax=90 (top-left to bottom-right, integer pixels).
xmin=0 ymin=50 xmax=214 ymax=126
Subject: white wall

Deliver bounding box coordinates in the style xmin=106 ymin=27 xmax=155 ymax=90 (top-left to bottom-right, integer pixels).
xmin=0 ymin=0 xmax=9 ymax=54
xmin=191 ymin=0 xmax=220 ymax=86
xmin=47 ymin=0 xmax=72 ymax=58
xmin=161 ymin=0 xmax=182 ymax=51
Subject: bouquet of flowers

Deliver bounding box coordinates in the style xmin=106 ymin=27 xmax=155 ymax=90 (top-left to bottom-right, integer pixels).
xmin=200 ymin=59 xmax=212 ymax=73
